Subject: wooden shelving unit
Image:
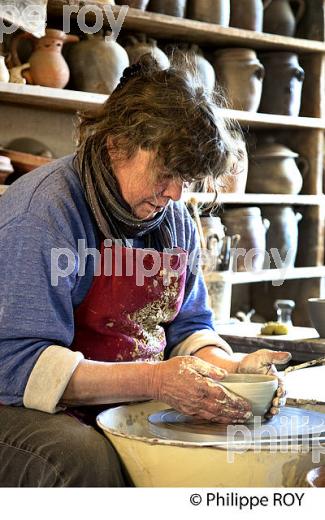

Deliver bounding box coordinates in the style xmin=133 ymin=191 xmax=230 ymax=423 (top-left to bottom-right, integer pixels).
xmin=1 ymin=0 xmax=325 ymax=325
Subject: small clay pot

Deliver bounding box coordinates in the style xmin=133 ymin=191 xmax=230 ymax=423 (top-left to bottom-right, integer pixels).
xmin=263 ymin=0 xmax=305 ymax=37
xmin=263 ymin=205 xmax=302 ymax=269
xmin=187 ymin=0 xmax=230 ymax=25
xmin=230 ymin=0 xmax=264 ymax=31
xmin=148 ymin=0 xmax=187 ymax=17
xmin=213 ymin=48 xmax=264 ymax=112
xmin=259 ymin=52 xmax=305 ymax=116
xmin=222 ymin=207 xmax=269 ymax=272
xmin=125 ymin=34 xmax=170 ymax=69
xmin=115 ymin=0 xmax=150 ymax=9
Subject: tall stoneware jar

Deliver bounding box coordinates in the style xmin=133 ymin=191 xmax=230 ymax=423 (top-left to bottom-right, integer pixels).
xmin=213 ymin=49 xmax=264 ymax=112
xmin=148 ymin=0 xmax=187 ymax=17
xmin=263 ymin=0 xmax=305 ymax=37
xmin=67 ymin=33 xmax=129 ymax=94
xmin=259 ymin=52 xmax=305 ymax=116
xmin=115 ymin=0 xmax=150 ymax=9
xmin=125 ymin=34 xmax=170 ymax=69
xmin=263 ymin=206 xmax=302 ymax=269
xmin=222 ymin=207 xmax=269 ymax=272
xmin=247 ymin=142 xmax=306 ymax=194
xmin=187 ymin=0 xmax=230 ymax=26
xmin=230 ymin=0 xmax=264 ymax=31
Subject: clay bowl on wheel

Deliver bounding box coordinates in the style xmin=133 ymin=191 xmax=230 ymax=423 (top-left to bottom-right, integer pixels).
xmin=220 ymin=374 xmax=278 ymax=419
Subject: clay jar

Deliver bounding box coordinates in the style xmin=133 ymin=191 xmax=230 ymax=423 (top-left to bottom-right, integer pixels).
xmin=115 ymin=0 xmax=150 ymax=9
xmin=148 ymin=0 xmax=187 ymax=17
xmin=125 ymin=34 xmax=170 ymax=69
xmin=230 ymin=0 xmax=264 ymax=31
xmin=263 ymin=0 xmax=305 ymax=37
xmin=67 ymin=33 xmax=129 ymax=94
xmin=259 ymin=52 xmax=305 ymax=116
xmin=263 ymin=205 xmax=302 ymax=269
xmin=187 ymin=0 xmax=230 ymax=25
xmin=222 ymin=207 xmax=269 ymax=272
xmin=10 ymin=29 xmax=79 ymax=89
xmin=247 ymin=142 xmax=307 ymax=194
xmin=213 ymin=49 xmax=264 ymax=112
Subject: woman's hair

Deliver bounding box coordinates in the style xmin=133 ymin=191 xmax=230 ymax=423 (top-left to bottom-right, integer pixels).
xmin=74 ymin=51 xmax=243 ymax=193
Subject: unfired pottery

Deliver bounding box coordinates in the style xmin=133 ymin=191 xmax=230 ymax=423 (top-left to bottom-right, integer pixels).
xmin=222 ymin=207 xmax=269 ymax=272
xmin=10 ymin=29 xmax=79 ymax=89
xmin=148 ymin=0 xmax=187 ymax=17
xmin=213 ymin=48 xmax=264 ymax=112
xmin=247 ymin=142 xmax=306 ymax=194
xmin=263 ymin=0 xmax=305 ymax=37
xmin=230 ymin=0 xmax=264 ymax=31
xmin=263 ymin=205 xmax=302 ymax=269
xmin=67 ymin=33 xmax=129 ymax=94
xmin=187 ymin=0 xmax=230 ymax=25
xmin=0 ymin=56 xmax=9 ymax=82
xmin=125 ymin=34 xmax=170 ymax=69
xmin=115 ymin=0 xmax=150 ymax=8
xmin=259 ymin=52 xmax=304 ymax=116
xmin=9 ymin=63 xmax=30 ymax=84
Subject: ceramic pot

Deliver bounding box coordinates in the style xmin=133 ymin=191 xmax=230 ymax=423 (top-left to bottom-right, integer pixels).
xmin=188 ymin=0 xmax=230 ymax=25
xmin=308 ymin=299 xmax=325 ymax=338
xmin=263 ymin=0 xmax=305 ymax=37
xmin=115 ymin=0 xmax=150 ymax=8
xmin=9 ymin=63 xmax=30 ymax=84
xmin=125 ymin=34 xmax=170 ymax=69
xmin=0 ymin=155 xmax=14 ymax=184
xmin=67 ymin=33 xmax=129 ymax=94
xmin=259 ymin=52 xmax=304 ymax=116
xmin=263 ymin=205 xmax=302 ymax=269
xmin=200 ymin=216 xmax=225 ymax=250
xmin=175 ymin=43 xmax=216 ymax=92
xmin=148 ymin=0 xmax=187 ymax=17
xmin=0 ymin=56 xmax=9 ymax=82
xmin=10 ymin=29 xmax=79 ymax=89
xmin=219 ymin=136 xmax=248 ymax=193
xmin=247 ymin=142 xmax=307 ymax=194
xmin=222 ymin=207 xmax=269 ymax=272
xmin=213 ymin=48 xmax=264 ymax=112
xmin=230 ymin=0 xmax=264 ymax=31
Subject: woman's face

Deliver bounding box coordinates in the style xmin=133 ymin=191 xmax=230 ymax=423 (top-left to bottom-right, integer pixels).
xmin=108 ymin=142 xmax=184 ymax=220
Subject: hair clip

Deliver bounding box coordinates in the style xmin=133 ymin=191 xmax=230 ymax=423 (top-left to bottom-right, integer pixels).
xmin=116 ymin=62 xmax=143 ymax=90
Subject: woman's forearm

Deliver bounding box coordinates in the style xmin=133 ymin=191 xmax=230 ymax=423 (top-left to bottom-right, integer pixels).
xmin=194 ymin=345 xmax=240 ymax=373
xmin=61 ymin=359 xmax=156 ymax=406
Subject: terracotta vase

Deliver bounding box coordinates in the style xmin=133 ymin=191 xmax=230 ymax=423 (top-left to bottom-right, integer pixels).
xmin=67 ymin=33 xmax=129 ymax=94
xmin=187 ymin=0 xmax=230 ymax=25
xmin=115 ymin=0 xmax=149 ymax=8
xmin=230 ymin=0 xmax=264 ymax=31
xmin=222 ymin=207 xmax=269 ymax=272
xmin=247 ymin=141 xmax=307 ymax=194
xmin=0 ymin=55 xmax=9 ymax=82
xmin=125 ymin=34 xmax=170 ymax=69
xmin=213 ymin=48 xmax=264 ymax=112
xmin=10 ymin=29 xmax=79 ymax=89
xmin=259 ymin=52 xmax=305 ymax=116
xmin=263 ymin=205 xmax=302 ymax=269
xmin=148 ymin=0 xmax=187 ymax=17
xmin=263 ymin=0 xmax=305 ymax=37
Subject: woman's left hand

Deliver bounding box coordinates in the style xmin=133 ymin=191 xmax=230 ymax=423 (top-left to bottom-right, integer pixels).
xmin=238 ymin=349 xmax=292 ymax=418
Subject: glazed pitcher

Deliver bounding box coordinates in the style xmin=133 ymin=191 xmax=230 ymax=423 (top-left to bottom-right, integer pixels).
xmin=230 ymin=0 xmax=264 ymax=32
xmin=263 ymin=0 xmax=305 ymax=36
xmin=10 ymin=29 xmax=79 ymax=88
xmin=188 ymin=0 xmax=230 ymax=25
xmin=148 ymin=0 xmax=187 ymax=17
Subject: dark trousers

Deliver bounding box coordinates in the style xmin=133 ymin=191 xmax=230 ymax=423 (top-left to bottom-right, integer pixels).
xmin=0 ymin=406 xmax=127 ymax=487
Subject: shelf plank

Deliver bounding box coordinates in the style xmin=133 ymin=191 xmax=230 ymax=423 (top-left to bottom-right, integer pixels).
xmin=2 ymin=83 xmax=325 ymax=129
xmin=47 ymin=2 xmax=325 ymax=53
xmin=204 ymin=266 xmax=325 ymax=284
xmin=183 ymin=193 xmax=325 ymax=205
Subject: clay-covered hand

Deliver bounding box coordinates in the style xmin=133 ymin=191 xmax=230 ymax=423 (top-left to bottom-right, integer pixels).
xmin=151 ymin=356 xmax=253 ymax=424
xmin=237 ymin=349 xmax=292 ymax=417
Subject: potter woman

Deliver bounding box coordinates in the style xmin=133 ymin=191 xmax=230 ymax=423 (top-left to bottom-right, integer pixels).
xmin=0 ymin=55 xmax=290 ymax=487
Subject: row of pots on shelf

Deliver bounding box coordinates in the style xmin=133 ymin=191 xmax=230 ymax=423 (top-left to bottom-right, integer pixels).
xmin=201 ymin=205 xmax=303 ymax=272
xmin=0 ymin=29 xmax=305 ymax=117
xmin=119 ymin=0 xmax=305 ymax=38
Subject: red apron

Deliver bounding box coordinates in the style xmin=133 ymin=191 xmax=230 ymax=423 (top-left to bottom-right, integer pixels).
xmin=71 ymin=241 xmax=188 ymax=363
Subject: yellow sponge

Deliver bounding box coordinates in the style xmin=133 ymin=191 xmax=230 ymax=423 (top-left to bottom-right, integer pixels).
xmin=260 ymin=322 xmax=289 ymax=336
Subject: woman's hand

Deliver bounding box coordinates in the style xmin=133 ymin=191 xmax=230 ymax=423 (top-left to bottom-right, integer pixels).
xmin=151 ymin=356 xmax=253 ymax=424
xmin=237 ymin=349 xmax=292 ymax=418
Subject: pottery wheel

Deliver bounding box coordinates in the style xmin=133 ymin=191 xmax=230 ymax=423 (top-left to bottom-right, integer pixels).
xmin=147 ymin=407 xmax=325 ymax=447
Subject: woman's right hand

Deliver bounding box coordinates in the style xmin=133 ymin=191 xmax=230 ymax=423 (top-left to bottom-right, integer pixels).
xmin=151 ymin=356 xmax=252 ymax=424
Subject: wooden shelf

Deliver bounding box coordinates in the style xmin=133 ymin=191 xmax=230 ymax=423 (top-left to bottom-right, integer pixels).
xmin=2 ymin=83 xmax=325 ymax=129
xmin=184 ymin=193 xmax=325 ymax=205
xmin=204 ymin=266 xmax=325 ymax=285
xmin=47 ymin=2 xmax=325 ymax=53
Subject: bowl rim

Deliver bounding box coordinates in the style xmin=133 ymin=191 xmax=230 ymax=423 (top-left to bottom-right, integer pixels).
xmin=221 ymin=374 xmax=278 ymax=385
